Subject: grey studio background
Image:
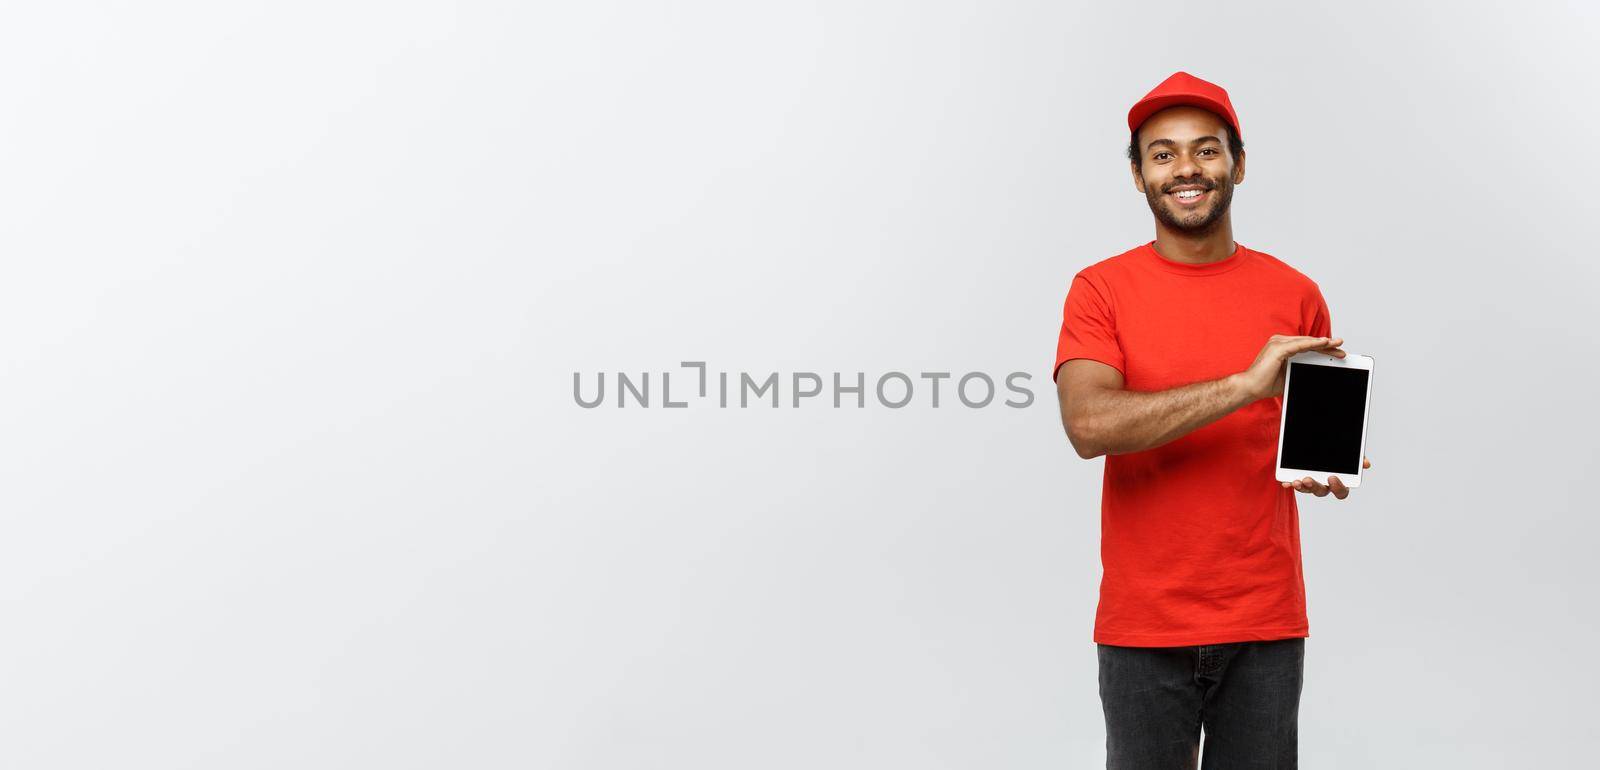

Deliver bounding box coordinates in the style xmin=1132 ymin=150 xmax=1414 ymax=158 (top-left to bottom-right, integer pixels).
xmin=1 ymin=1 xmax=1596 ymax=768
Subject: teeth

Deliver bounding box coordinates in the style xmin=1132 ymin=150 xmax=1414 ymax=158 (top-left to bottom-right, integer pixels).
xmin=1175 ymin=189 xmax=1204 ymax=199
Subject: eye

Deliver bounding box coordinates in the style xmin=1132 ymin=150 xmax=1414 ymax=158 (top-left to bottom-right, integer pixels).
xmin=1154 ymin=152 xmax=1172 ymax=161
xmin=1199 ymin=148 xmax=1217 ymax=156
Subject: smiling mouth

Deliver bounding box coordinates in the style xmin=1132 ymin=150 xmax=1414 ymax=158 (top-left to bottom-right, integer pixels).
xmin=1168 ymin=188 xmax=1211 ymax=205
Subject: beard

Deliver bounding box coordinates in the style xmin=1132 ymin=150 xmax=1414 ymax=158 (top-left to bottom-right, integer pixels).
xmin=1145 ymin=174 xmax=1234 ymax=235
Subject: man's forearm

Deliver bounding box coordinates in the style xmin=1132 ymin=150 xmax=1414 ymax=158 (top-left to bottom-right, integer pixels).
xmin=1073 ymin=374 xmax=1255 ymax=457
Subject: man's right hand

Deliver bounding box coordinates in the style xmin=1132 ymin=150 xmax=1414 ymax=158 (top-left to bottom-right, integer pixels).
xmin=1234 ymin=335 xmax=1346 ymax=401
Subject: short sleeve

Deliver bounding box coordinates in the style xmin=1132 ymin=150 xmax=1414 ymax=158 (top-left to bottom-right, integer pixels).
xmin=1305 ymin=283 xmax=1333 ymax=338
xmin=1053 ymin=273 xmax=1125 ymax=382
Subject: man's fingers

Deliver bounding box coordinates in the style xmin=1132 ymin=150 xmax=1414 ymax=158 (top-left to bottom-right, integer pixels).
xmin=1294 ymin=336 xmax=1343 ymax=351
xmin=1278 ymin=336 xmax=1345 ymax=358
xmin=1284 ymin=473 xmax=1357 ymax=499
xmin=1290 ymin=476 xmax=1330 ymax=496
xmin=1362 ymin=456 xmax=1372 ymax=469
xmin=1307 ymin=477 xmax=1329 ymax=497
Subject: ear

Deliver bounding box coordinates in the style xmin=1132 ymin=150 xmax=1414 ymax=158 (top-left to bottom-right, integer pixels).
xmin=1232 ymin=149 xmax=1246 ymax=185
xmin=1131 ymin=161 xmax=1146 ymax=194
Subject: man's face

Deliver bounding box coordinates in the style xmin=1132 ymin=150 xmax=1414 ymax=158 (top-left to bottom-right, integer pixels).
xmin=1131 ymin=106 xmax=1244 ymax=234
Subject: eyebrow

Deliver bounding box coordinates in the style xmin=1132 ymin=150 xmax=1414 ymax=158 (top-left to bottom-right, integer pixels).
xmin=1146 ymin=136 xmax=1222 ymax=152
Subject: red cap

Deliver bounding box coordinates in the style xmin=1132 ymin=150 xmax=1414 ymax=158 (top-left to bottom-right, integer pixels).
xmin=1127 ymin=71 xmax=1241 ymax=138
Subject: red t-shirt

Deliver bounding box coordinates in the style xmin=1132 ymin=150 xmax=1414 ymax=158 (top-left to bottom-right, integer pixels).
xmin=1053 ymin=240 xmax=1332 ymax=647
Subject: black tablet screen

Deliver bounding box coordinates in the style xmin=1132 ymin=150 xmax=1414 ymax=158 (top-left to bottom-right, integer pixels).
xmin=1280 ymin=362 xmax=1369 ymax=475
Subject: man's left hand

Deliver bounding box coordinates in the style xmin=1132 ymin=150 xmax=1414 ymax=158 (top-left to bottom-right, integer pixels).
xmin=1283 ymin=456 xmax=1372 ymax=500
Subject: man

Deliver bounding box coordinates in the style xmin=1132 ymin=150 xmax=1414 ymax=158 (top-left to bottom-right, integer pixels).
xmin=1052 ymin=71 xmax=1374 ymax=769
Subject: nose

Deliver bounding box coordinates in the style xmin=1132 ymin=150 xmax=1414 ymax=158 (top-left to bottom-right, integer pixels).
xmin=1172 ymin=151 xmax=1202 ymax=183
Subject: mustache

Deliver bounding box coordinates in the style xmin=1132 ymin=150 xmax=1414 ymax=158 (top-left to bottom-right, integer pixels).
xmin=1163 ymin=180 xmax=1217 ymax=193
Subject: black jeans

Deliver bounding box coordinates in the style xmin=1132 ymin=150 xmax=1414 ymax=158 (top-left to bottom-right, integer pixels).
xmin=1097 ymin=638 xmax=1305 ymax=769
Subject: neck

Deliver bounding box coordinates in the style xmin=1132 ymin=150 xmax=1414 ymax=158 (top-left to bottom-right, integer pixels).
xmin=1151 ymin=215 xmax=1236 ymax=264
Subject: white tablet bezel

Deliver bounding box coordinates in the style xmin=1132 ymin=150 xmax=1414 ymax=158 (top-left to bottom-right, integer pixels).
xmin=1274 ymin=350 xmax=1374 ymax=489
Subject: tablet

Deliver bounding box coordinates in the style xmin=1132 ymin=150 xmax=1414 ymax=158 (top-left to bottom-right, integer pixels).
xmin=1274 ymin=350 xmax=1374 ymax=489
